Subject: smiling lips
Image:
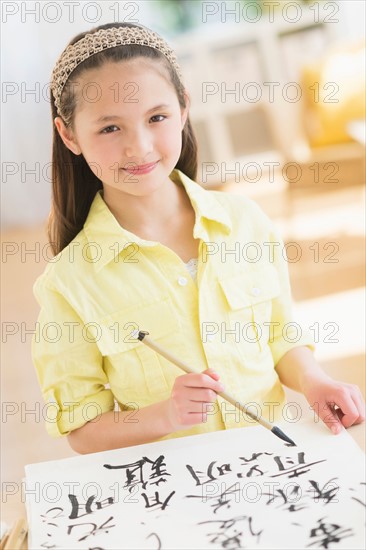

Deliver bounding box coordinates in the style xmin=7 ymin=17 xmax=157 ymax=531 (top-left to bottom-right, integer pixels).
xmin=123 ymin=161 xmax=159 ymax=175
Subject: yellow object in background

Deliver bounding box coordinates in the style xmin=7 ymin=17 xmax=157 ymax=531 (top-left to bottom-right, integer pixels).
xmin=302 ymin=41 xmax=366 ymax=147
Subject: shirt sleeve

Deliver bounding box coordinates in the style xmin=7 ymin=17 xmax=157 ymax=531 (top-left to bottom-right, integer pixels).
xmin=266 ymin=223 xmax=316 ymax=366
xmin=32 ymin=275 xmax=115 ymax=437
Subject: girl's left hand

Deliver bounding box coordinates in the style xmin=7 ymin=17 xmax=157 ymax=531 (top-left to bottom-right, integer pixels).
xmin=302 ymin=374 xmax=365 ymax=434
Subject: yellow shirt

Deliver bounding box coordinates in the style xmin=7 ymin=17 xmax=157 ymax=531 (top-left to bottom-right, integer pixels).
xmin=32 ymin=169 xmax=314 ymax=439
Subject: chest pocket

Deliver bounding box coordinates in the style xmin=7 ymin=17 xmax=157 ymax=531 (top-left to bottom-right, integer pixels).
xmin=218 ymin=266 xmax=281 ymax=354
xmin=97 ymin=296 xmax=180 ymax=403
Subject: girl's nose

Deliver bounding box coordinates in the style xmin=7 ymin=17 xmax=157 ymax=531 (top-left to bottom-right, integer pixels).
xmin=124 ymin=129 xmax=153 ymax=158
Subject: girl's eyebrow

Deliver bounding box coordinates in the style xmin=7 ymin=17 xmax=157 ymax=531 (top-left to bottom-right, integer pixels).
xmin=94 ymin=104 xmax=171 ymax=124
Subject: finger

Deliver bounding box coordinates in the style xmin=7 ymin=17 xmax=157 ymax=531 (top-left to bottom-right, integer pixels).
xmin=182 ymin=373 xmax=224 ymax=392
xmin=189 ymin=388 xmax=218 ymax=404
xmin=203 ymin=369 xmax=220 ymax=382
xmin=341 ymin=393 xmax=366 ymax=426
xmin=175 ymin=401 xmax=208 ymax=416
xmin=176 ymin=386 xmax=219 ymax=408
xmin=330 ymin=389 xmax=361 ymax=428
xmin=171 ymin=399 xmax=215 ymax=427
xmin=348 ymin=388 xmax=366 ymax=425
xmin=317 ymin=402 xmax=343 ymax=434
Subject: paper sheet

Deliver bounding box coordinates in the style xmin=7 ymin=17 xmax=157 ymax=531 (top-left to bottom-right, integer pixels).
xmin=25 ymin=419 xmax=366 ymax=549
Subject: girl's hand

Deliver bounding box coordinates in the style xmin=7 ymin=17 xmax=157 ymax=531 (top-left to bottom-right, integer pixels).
xmin=302 ymin=374 xmax=365 ymax=434
xmin=165 ymin=368 xmax=224 ymax=432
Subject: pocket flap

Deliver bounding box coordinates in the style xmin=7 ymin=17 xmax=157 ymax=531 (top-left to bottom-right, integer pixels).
xmin=98 ymin=296 xmax=179 ymax=355
xmin=219 ymin=267 xmax=281 ymax=310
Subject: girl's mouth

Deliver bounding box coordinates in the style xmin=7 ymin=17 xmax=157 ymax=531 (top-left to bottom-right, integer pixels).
xmin=123 ymin=161 xmax=159 ymax=175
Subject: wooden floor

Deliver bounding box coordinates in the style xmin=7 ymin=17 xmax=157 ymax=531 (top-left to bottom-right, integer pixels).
xmin=1 ymin=177 xmax=365 ymax=527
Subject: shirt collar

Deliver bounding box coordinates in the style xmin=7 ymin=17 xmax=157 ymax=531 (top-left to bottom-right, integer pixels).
xmin=83 ymin=169 xmax=232 ymax=271
xmin=170 ymin=169 xmax=232 ymax=237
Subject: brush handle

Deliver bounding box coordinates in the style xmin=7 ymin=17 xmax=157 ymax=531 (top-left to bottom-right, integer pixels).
xmin=140 ymin=334 xmax=273 ymax=431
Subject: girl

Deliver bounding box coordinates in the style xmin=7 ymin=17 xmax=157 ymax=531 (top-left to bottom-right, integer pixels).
xmin=32 ymin=22 xmax=364 ymax=454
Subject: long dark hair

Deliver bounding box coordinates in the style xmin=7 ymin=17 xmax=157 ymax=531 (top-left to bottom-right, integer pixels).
xmin=49 ymin=22 xmax=198 ymax=255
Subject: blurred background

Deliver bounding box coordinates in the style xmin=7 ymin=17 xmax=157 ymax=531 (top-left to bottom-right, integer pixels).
xmin=1 ymin=0 xmax=365 ymax=529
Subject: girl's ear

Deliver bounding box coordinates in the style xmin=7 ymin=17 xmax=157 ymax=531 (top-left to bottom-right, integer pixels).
xmin=54 ymin=117 xmax=82 ymax=155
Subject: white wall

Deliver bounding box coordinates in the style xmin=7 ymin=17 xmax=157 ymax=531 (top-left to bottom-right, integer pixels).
xmin=337 ymin=0 xmax=365 ymax=42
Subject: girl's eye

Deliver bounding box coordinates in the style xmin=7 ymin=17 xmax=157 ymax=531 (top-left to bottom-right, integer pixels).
xmin=100 ymin=125 xmax=119 ymax=134
xmin=150 ymin=114 xmax=166 ymax=123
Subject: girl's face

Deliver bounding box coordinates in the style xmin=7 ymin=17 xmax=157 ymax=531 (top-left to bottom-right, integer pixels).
xmin=55 ymin=58 xmax=189 ymax=197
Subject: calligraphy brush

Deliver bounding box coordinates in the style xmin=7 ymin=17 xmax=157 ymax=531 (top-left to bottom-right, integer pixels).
xmin=137 ymin=331 xmax=296 ymax=446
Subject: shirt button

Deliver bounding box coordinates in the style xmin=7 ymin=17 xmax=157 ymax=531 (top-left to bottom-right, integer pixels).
xmin=178 ymin=276 xmax=188 ymax=286
xmin=251 ymin=287 xmax=261 ymax=297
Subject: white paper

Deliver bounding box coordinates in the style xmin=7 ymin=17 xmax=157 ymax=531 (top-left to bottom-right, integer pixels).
xmin=25 ymin=419 xmax=366 ymax=549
